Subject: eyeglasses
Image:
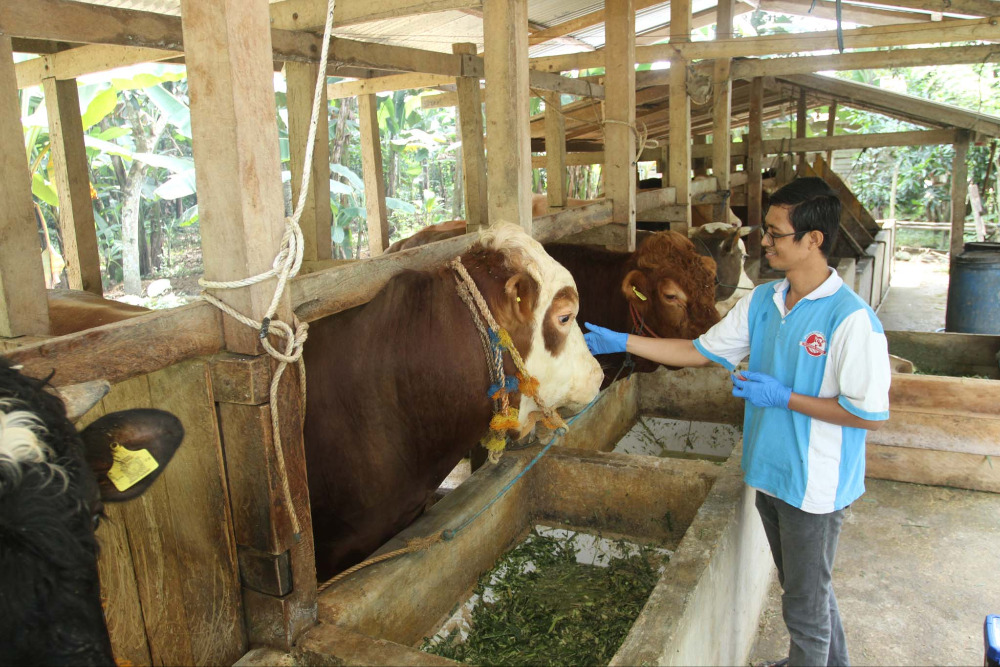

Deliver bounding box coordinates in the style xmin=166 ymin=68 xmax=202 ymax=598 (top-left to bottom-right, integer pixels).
xmin=763 ymin=229 xmax=803 ymax=243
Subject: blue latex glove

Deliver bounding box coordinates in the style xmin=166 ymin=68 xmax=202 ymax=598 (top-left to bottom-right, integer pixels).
xmin=584 ymin=322 xmax=629 ymax=355
xmin=731 ymin=371 xmax=792 ymax=409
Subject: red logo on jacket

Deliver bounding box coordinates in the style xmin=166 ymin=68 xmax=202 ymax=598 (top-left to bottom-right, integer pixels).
xmin=801 ymin=331 xmax=827 ymax=357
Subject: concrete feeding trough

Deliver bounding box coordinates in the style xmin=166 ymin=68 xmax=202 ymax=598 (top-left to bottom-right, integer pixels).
xmin=286 ymin=374 xmax=773 ymax=666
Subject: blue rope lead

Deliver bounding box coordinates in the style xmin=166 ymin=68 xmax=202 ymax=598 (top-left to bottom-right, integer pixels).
xmin=440 ymin=391 xmax=601 ymax=542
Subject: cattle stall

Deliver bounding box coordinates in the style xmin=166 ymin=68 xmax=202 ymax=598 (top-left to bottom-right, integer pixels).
xmin=3 ymin=0 xmax=1000 ymax=665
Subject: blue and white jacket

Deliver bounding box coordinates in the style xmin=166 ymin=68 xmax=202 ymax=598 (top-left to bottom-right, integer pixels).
xmin=693 ymin=269 xmax=891 ymax=514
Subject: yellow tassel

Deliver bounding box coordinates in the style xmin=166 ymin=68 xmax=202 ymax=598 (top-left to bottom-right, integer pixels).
xmin=482 ymin=433 xmax=507 ymax=452
xmin=490 ymin=408 xmax=520 ymax=432
xmin=497 ymin=329 xmax=514 ymax=351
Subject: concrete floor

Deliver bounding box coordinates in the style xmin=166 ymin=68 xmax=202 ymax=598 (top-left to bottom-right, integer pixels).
xmin=747 ymin=479 xmax=1000 ymax=666
xmin=749 ymin=264 xmax=998 ymax=667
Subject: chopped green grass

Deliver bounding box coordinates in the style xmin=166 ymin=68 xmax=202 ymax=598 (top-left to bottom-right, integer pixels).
xmin=422 ymin=529 xmax=665 ymax=666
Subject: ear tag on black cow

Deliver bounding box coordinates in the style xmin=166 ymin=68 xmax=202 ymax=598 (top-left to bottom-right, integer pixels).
xmin=107 ymin=442 xmax=159 ymax=493
xmin=631 ymin=285 xmax=648 ymax=301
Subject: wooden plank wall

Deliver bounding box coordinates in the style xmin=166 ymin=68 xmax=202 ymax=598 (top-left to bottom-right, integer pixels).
xmin=80 ymin=360 xmax=246 ymax=666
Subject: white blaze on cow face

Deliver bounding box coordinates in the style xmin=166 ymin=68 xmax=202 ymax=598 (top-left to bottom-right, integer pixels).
xmin=479 ymin=224 xmax=603 ymax=428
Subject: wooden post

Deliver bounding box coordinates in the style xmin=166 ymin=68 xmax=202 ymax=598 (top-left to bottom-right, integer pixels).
xmin=544 ymin=91 xmax=567 ymax=209
xmin=358 ymin=94 xmax=389 ymax=256
xmin=42 ymin=76 xmax=104 ymax=295
xmin=453 ymin=43 xmax=487 ymax=233
xmin=604 ymin=0 xmax=636 ymax=250
xmin=692 ymin=135 xmax=708 ymax=177
xmin=484 ymin=0 xmax=533 ymax=233
xmin=179 ymin=0 xmax=315 ymax=649
xmin=669 ymin=0 xmax=692 ymax=231
xmin=746 ymin=77 xmax=764 ymax=279
xmin=796 ymin=88 xmax=808 ymax=173
xmin=950 ymin=132 xmax=970 ymax=262
xmin=0 ymin=36 xmax=49 ymax=337
xmin=825 ymin=101 xmax=838 ymax=165
xmin=285 ymin=62 xmax=332 ymax=262
xmin=711 ymin=0 xmax=734 ymax=223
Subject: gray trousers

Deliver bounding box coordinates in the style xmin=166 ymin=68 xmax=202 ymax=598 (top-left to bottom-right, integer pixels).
xmin=755 ymin=491 xmax=850 ymax=667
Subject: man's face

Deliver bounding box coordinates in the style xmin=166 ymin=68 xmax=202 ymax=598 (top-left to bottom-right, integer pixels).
xmin=762 ymin=204 xmax=816 ymax=272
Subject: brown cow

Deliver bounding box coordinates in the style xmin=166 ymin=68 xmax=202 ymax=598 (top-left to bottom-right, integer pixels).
xmin=304 ymin=223 xmax=602 ymax=578
xmin=45 ymin=289 xmax=149 ymax=336
xmin=544 ymin=232 xmax=720 ymax=385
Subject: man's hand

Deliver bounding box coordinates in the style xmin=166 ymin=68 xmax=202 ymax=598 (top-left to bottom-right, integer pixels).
xmin=584 ymin=322 xmax=629 ymax=355
xmin=731 ymin=371 xmax=792 ymax=409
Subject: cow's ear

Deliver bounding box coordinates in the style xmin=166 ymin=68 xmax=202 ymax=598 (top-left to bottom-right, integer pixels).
xmin=497 ymin=272 xmax=539 ymax=325
xmin=80 ymin=409 xmax=184 ymax=502
xmin=621 ymin=269 xmax=651 ymax=306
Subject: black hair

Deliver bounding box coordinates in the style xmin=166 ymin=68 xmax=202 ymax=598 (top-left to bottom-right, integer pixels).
xmin=767 ymin=177 xmax=841 ymax=257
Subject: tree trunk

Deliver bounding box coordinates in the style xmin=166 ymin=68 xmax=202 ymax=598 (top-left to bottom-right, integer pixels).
xmin=121 ymin=102 xmax=168 ymax=295
xmin=331 ymin=98 xmax=352 ymax=166
xmin=453 ymin=153 xmax=463 ymax=219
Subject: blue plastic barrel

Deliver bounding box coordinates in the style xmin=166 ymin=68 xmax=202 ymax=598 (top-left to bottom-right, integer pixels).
xmin=946 ymin=242 xmax=1000 ymax=334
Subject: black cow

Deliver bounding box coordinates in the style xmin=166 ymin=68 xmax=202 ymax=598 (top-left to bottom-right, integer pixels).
xmin=0 ymin=358 xmax=183 ymax=665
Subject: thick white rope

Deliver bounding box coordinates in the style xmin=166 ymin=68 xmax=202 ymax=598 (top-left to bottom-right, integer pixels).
xmin=198 ymin=0 xmax=338 ymax=538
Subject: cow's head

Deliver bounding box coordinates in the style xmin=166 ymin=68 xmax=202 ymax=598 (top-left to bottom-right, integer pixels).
xmin=688 ymin=223 xmax=753 ymax=301
xmin=474 ymin=223 xmax=603 ymax=433
xmin=621 ymin=231 xmax=721 ymax=340
xmin=0 ymin=358 xmax=183 ymax=665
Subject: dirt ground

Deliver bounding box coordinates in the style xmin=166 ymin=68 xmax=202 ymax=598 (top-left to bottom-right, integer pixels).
xmin=875 ymin=249 xmax=950 ymax=332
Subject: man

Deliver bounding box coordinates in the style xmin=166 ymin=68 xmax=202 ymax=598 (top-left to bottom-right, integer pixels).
xmin=585 ymin=177 xmax=891 ymax=666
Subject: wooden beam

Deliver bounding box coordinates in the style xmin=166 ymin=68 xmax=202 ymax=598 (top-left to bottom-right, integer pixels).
xmin=604 ymin=0 xmax=637 ymax=250
xmin=648 ymin=16 xmax=1000 ymax=60
xmin=285 ymin=62 xmax=332 ymax=262
xmin=453 ymin=43 xmax=487 ymax=234
xmin=291 ymin=201 xmax=615 ymax=323
xmin=42 ymin=76 xmax=103 ymax=294
xmin=746 ymin=77 xmax=764 ymax=278
xmin=529 ymin=15 xmax=1000 ymax=71
xmin=796 ymin=88 xmax=808 ymax=173
xmin=779 ymin=73 xmax=1000 ymax=137
xmin=16 ymin=45 xmax=176 ymax=88
xmin=326 ymin=73 xmax=455 ymax=100
xmin=484 ymin=0 xmax=532 ymax=232
xmin=668 ymin=0 xmax=693 ymax=230
xmin=269 ymin=0 xmax=481 ymax=30
xmin=950 ymin=131 xmax=971 ymax=261
xmin=826 ymin=101 xmax=838 ymax=165
xmin=692 ymin=128 xmax=961 ymax=156
xmin=0 ymin=35 xmax=49 ymax=336
xmin=759 ymin=0 xmax=935 ymax=24
xmin=731 ymin=44 xmax=1000 ymax=79
xmin=851 ymin=0 xmax=1000 ymax=17
xmin=358 ymin=94 xmax=389 ymax=256
xmin=5 ymin=302 xmax=223 ymax=387
xmin=180 ymin=0 xmax=314 ymax=650
xmin=2 ymin=0 xmax=468 ymax=76
xmin=528 ymin=69 xmax=605 ymax=99
xmin=544 ymin=91 xmax=567 ymax=209
xmin=712 ymin=0 xmax=734 ymax=196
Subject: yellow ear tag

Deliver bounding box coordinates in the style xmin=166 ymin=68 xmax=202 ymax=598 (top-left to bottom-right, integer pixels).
xmin=516 ymin=296 xmax=521 ymax=302
xmin=106 ymin=443 xmax=159 ymax=493
xmin=631 ymin=285 xmax=648 ymax=301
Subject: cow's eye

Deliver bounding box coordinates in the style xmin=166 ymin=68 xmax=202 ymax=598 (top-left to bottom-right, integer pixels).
xmin=558 ymin=313 xmax=572 ymax=325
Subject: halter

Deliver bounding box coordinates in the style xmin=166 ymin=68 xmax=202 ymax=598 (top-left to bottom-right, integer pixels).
xmin=449 ymin=258 xmax=566 ymax=462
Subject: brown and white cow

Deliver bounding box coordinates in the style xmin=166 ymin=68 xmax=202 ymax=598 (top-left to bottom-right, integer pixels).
xmin=303 ymin=223 xmax=602 ymax=578
xmin=0 ymin=358 xmax=183 ymax=665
